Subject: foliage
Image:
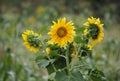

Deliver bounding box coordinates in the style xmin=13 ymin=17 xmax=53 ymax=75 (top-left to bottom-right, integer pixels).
xmin=21 ymin=17 xmax=106 ymax=81
xmin=0 ymin=1 xmax=120 ymax=81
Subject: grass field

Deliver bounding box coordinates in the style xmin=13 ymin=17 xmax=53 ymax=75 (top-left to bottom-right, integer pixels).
xmin=0 ymin=1 xmax=120 ymax=81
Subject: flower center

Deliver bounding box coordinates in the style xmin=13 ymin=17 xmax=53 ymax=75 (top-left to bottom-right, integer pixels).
xmin=27 ymin=34 xmax=40 ymax=47
xmin=57 ymin=27 xmax=67 ymax=37
xmin=89 ymin=24 xmax=99 ymax=39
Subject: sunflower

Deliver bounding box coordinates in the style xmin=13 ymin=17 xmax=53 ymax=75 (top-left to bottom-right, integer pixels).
xmin=84 ymin=17 xmax=104 ymax=46
xmin=22 ymin=30 xmax=41 ymax=53
xmin=48 ymin=18 xmax=76 ymax=47
xmin=80 ymin=44 xmax=92 ymax=56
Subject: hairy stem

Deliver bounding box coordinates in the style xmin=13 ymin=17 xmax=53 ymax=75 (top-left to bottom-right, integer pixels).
xmin=66 ymin=46 xmax=70 ymax=75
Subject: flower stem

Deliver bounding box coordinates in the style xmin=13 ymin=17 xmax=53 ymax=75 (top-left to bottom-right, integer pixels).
xmin=66 ymin=46 xmax=70 ymax=75
xmin=70 ymin=46 xmax=81 ymax=71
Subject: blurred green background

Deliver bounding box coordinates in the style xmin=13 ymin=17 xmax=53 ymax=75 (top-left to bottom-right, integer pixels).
xmin=0 ymin=0 xmax=120 ymax=81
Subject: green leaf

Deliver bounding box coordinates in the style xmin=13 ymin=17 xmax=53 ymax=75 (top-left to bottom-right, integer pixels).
xmin=74 ymin=36 xmax=82 ymax=44
xmin=49 ymin=50 xmax=58 ymax=57
xmin=55 ymin=70 xmax=86 ymax=81
xmin=88 ymin=69 xmax=105 ymax=81
xmin=76 ymin=27 xmax=85 ymax=33
xmin=35 ymin=55 xmax=45 ymax=62
xmin=47 ymin=57 xmax=66 ymax=74
xmin=55 ymin=70 xmax=68 ymax=81
xmin=70 ymin=70 xmax=86 ymax=81
xmin=36 ymin=59 xmax=49 ymax=68
xmin=49 ymin=59 xmax=55 ymax=64
xmin=49 ymin=72 xmax=56 ymax=81
xmin=43 ymin=39 xmax=49 ymax=43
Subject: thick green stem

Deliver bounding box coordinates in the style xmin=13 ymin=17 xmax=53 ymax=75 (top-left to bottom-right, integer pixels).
xmin=70 ymin=46 xmax=81 ymax=71
xmin=66 ymin=46 xmax=70 ymax=75
xmin=47 ymin=55 xmax=57 ymax=72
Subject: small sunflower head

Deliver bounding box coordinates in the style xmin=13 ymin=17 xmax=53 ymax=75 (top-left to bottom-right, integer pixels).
xmin=79 ymin=44 xmax=92 ymax=57
xmin=87 ymin=45 xmax=93 ymax=50
xmin=71 ymin=42 xmax=76 ymax=58
xmin=22 ymin=30 xmax=42 ymax=53
xmin=46 ymin=48 xmax=51 ymax=54
xmin=84 ymin=17 xmax=104 ymax=46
